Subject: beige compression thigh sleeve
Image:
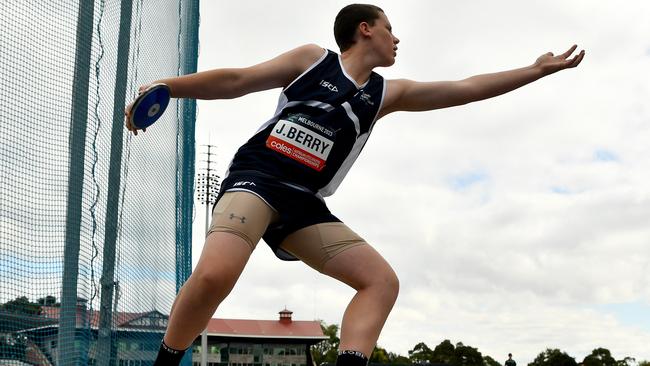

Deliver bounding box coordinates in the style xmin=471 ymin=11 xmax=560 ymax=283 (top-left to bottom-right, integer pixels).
xmin=206 ymin=191 xmax=277 ymax=251
xmin=278 ymin=222 xmax=367 ymax=272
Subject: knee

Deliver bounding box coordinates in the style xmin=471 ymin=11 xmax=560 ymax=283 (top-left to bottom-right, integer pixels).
xmin=365 ymin=267 xmax=400 ymax=302
xmin=190 ymin=267 xmax=236 ymax=297
xmin=382 ymin=270 xmax=400 ymax=301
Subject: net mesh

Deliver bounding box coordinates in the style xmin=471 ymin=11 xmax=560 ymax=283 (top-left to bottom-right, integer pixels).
xmin=0 ymin=0 xmax=198 ymax=365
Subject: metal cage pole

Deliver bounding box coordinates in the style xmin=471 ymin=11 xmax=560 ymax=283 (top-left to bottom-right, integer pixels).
xmin=95 ymin=0 xmax=134 ymax=365
xmin=59 ymin=0 xmax=96 ymax=365
xmin=196 ymin=144 xmax=219 ymax=366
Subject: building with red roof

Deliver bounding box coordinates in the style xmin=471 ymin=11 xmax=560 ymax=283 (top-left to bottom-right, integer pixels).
xmin=192 ymin=309 xmax=327 ymax=366
xmin=1 ymin=300 xmax=326 ymax=366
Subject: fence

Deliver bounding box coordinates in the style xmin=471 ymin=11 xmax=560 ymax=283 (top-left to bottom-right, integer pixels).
xmin=0 ymin=0 xmax=199 ymax=364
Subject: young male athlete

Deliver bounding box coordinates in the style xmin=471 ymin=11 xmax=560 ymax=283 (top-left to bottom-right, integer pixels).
xmin=125 ymin=4 xmax=584 ymax=366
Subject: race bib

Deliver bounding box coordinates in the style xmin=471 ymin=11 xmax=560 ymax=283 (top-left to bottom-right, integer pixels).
xmin=266 ymin=118 xmax=334 ymax=171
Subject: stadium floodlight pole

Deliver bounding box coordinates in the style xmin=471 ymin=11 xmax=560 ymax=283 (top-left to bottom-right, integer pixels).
xmin=195 ymin=144 xmax=220 ymax=366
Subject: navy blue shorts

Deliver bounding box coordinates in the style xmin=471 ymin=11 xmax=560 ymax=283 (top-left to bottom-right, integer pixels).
xmin=214 ymin=171 xmax=340 ymax=260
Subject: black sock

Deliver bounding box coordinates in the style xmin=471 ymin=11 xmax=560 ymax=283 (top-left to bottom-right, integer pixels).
xmin=153 ymin=339 xmax=186 ymax=366
xmin=336 ymin=350 xmax=368 ymax=366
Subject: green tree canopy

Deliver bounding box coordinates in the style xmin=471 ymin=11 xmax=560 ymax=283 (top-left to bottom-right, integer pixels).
xmin=616 ymin=358 xmax=636 ymax=366
xmin=432 ymin=339 xmax=455 ymax=364
xmin=528 ymin=348 xmax=577 ymax=366
xmin=312 ymin=321 xmax=340 ymax=365
xmin=0 ymin=296 xmax=42 ymax=315
xmin=409 ymin=342 xmax=434 ymax=363
xmin=388 ymin=351 xmax=411 ymax=365
xmin=370 ymin=346 xmax=391 ymax=363
xmin=583 ymin=348 xmax=617 ymax=366
xmin=452 ymin=342 xmax=483 ymax=366
xmin=37 ymin=295 xmax=59 ymax=307
xmin=408 ymin=340 xmax=485 ymax=366
xmin=484 ymin=355 xmax=502 ymax=366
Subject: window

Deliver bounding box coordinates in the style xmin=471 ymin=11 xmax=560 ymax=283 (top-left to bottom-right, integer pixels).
xmin=118 ymin=341 xmax=128 ymax=352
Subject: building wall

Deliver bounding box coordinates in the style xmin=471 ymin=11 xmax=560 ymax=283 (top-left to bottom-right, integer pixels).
xmin=192 ymin=341 xmax=310 ymax=366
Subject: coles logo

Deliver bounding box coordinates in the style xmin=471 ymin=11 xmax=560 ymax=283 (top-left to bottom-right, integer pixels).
xmin=270 ymin=141 xmax=292 ymax=154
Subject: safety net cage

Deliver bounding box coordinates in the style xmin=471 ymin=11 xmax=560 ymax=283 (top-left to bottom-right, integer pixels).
xmin=0 ymin=1 xmax=198 ymax=365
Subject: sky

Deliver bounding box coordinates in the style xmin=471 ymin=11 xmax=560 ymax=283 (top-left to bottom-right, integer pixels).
xmin=188 ymin=1 xmax=650 ymax=364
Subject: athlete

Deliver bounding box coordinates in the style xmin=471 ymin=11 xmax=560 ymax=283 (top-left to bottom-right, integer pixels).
xmin=125 ymin=4 xmax=584 ymax=366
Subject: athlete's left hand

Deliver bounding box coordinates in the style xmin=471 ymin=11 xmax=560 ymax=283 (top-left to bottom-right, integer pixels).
xmin=535 ymin=45 xmax=585 ymax=75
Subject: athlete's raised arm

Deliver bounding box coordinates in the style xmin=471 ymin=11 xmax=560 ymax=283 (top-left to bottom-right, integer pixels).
xmin=378 ymin=45 xmax=585 ymax=118
xmin=149 ymin=44 xmax=325 ymax=100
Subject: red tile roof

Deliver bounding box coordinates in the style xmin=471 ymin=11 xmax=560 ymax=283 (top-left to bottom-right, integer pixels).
xmin=206 ymin=317 xmax=326 ymax=340
xmin=39 ymin=307 xmax=326 ymax=340
xmin=41 ymin=307 xmax=148 ymax=329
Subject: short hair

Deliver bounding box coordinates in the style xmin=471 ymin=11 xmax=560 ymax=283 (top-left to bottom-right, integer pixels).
xmin=334 ymin=4 xmax=384 ymax=52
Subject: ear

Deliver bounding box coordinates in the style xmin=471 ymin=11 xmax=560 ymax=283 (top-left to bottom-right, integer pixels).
xmin=358 ymin=21 xmax=372 ymax=38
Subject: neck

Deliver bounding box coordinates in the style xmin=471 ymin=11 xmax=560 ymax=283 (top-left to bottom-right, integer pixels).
xmin=339 ymin=47 xmax=375 ymax=86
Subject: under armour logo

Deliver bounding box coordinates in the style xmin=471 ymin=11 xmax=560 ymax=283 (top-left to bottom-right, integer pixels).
xmin=229 ymin=213 xmax=246 ymax=224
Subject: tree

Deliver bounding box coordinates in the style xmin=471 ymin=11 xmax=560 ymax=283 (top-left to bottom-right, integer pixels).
xmin=484 ymin=355 xmax=502 ymax=366
xmin=528 ymin=348 xmax=577 ymax=366
xmin=409 ymin=342 xmax=434 ymax=364
xmin=638 ymin=361 xmax=649 ymax=366
xmin=583 ymin=348 xmax=617 ymax=366
xmin=37 ymin=295 xmax=59 ymax=307
xmin=616 ymin=357 xmax=636 ymax=366
xmin=452 ymin=342 xmax=483 ymax=366
xmin=312 ymin=321 xmax=340 ymax=365
xmin=388 ymin=351 xmax=411 ymax=365
xmin=431 ymin=340 xmax=455 ymax=364
xmin=370 ymin=346 xmax=391 ymax=363
xmin=0 ymin=296 xmax=42 ymax=315
xmin=0 ymin=333 xmax=27 ymax=360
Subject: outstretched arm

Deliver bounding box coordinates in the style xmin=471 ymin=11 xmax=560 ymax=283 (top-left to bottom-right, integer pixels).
xmin=125 ymin=44 xmax=324 ymax=134
xmin=379 ymin=45 xmax=585 ymax=118
xmin=151 ymin=44 xmax=324 ymax=99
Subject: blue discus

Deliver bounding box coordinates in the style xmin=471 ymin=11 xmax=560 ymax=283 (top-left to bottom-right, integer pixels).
xmin=130 ymin=83 xmax=171 ymax=129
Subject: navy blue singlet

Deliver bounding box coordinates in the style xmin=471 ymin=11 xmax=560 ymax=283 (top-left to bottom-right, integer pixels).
xmin=226 ymin=49 xmax=386 ymax=197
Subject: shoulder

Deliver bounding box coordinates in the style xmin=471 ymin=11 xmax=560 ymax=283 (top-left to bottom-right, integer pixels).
xmin=286 ymin=44 xmax=328 ymax=73
xmin=247 ymin=44 xmax=327 ymax=89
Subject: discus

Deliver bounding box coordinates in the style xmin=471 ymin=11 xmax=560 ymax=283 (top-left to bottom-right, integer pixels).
xmin=128 ymin=83 xmax=171 ymax=129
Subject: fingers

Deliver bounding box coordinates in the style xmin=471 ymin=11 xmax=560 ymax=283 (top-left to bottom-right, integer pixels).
xmin=566 ymin=49 xmax=585 ymax=68
xmin=560 ymin=44 xmax=578 ymax=59
xmin=124 ymin=85 xmax=150 ymax=136
xmin=124 ymin=102 xmax=140 ymax=136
